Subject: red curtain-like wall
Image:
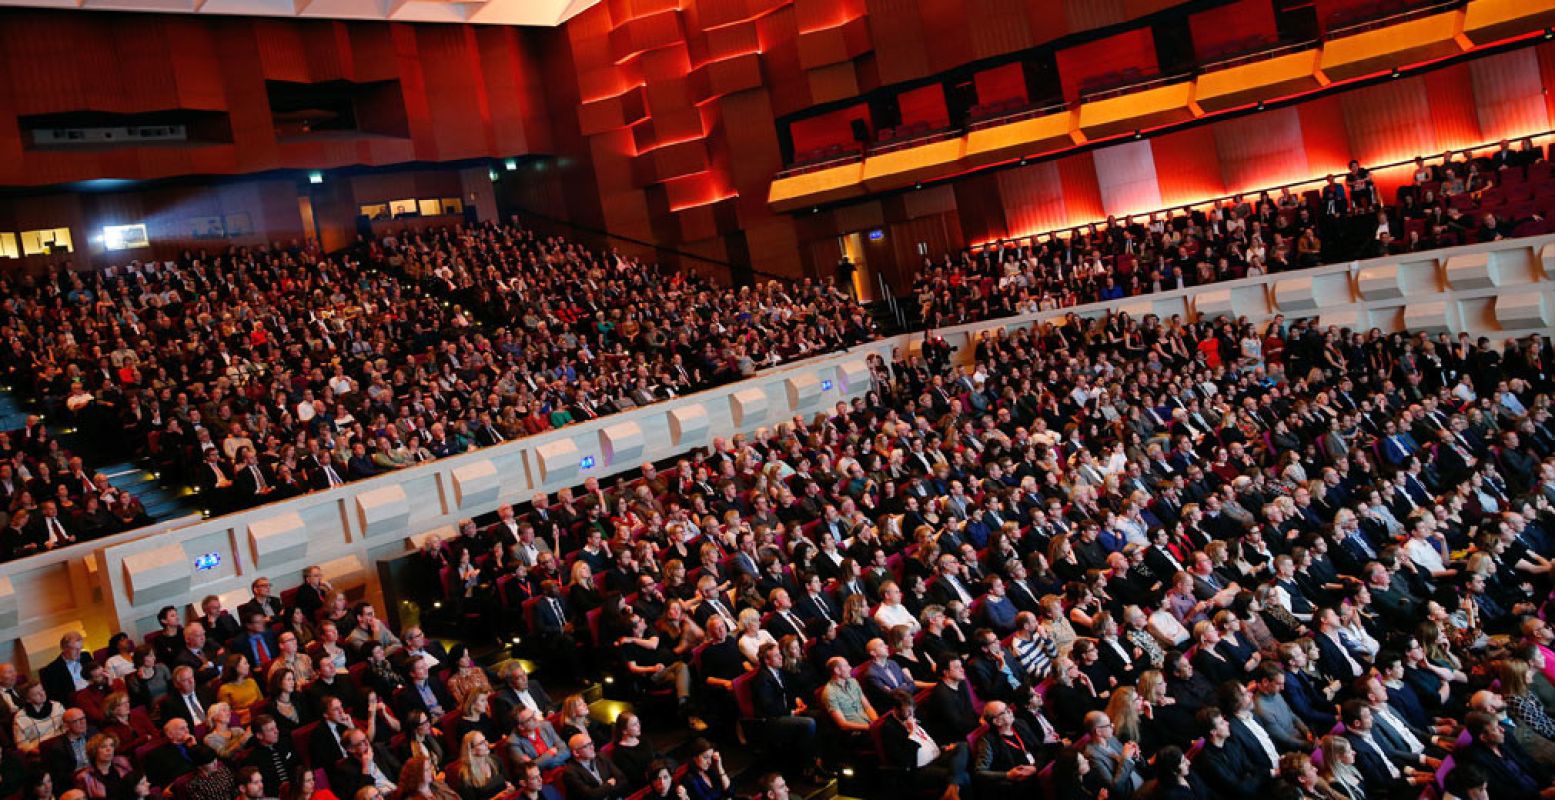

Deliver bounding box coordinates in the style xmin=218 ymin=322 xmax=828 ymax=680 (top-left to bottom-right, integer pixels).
xmin=0 ymin=10 xmax=552 ymax=187
xmin=974 ymin=63 xmax=1029 ymax=105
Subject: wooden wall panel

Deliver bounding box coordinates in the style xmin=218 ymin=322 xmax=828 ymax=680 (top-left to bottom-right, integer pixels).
xmin=1470 ymin=48 xmax=1550 ymax=143
xmin=1422 ymin=65 xmax=1482 ymax=152
xmin=1295 ymin=95 xmax=1352 ymax=179
xmin=1211 ymin=107 xmax=1310 ymax=194
xmin=997 ymin=161 xmax=1068 ymax=238
xmin=1150 ymin=125 xmax=1225 ymax=208
xmin=1338 ymin=79 xmax=1436 ymax=167
xmin=0 ymin=10 xmax=549 ymax=188
xmin=1093 ymin=139 xmax=1163 ymax=217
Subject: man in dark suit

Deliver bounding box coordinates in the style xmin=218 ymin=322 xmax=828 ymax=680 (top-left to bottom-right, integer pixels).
xmin=970 ymin=701 xmax=1041 ymax=788
xmin=196 ymin=448 xmax=235 ymax=513
xmin=329 ymin=728 xmax=402 ymax=799
xmin=232 ymin=448 xmax=275 ymax=508
xmin=922 ymin=657 xmax=980 ymax=745
xmin=751 ymin=642 xmax=826 ymax=781
xmin=393 ymin=657 xmax=454 ymax=721
xmin=228 ymin=611 xmax=280 ymax=674
xmin=762 ymin=589 xmax=806 ymax=640
xmin=40 ymin=707 xmax=95 ymax=787
xmin=1339 ymin=700 xmax=1413 ymax=799
xmin=145 ymin=717 xmax=200 ymax=788
xmin=1221 ymin=683 xmax=1277 ymax=779
xmin=1193 ymin=707 xmax=1268 ymax=797
xmin=171 ymin=622 xmax=223 ymax=684
xmin=966 ymin=630 xmax=1022 ymax=704
xmin=493 ymin=662 xmax=555 ymax=724
xmin=1312 ymin=607 xmax=1365 ymax=685
xmin=791 ymin=574 xmax=838 ymax=625
xmin=293 ymin=566 xmax=332 ymax=623
xmin=532 ymin=581 xmax=583 ymax=677
xmin=879 ymin=689 xmax=971 ymax=791
xmin=158 ymin=666 xmax=217 ymax=727
xmin=240 ymin=715 xmax=298 ymax=796
xmin=237 ymin=577 xmax=283 ymax=623
xmin=1279 ymin=644 xmax=1338 ymax=731
xmin=560 ymin=734 xmax=629 ymax=800
xmin=38 ymin=631 xmax=92 ymax=705
xmin=1455 ymin=710 xmax=1550 ymax=800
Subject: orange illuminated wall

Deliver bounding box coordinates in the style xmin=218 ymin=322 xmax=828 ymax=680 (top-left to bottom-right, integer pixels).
xmin=555 ymin=0 xmax=1227 ymax=280
xmin=783 ymin=40 xmax=1555 ymax=287
xmin=897 ymin=84 xmax=949 ymax=128
xmin=974 ymin=62 xmax=1030 ymax=104
xmin=1056 ymin=27 xmax=1159 ymax=98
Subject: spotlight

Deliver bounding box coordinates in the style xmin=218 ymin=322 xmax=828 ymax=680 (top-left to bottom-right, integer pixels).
xmin=841 ymin=767 xmax=855 ymax=778
xmin=1019 ymin=158 xmax=1027 ymax=166
xmin=488 ymin=168 xmax=500 ymax=182
xmin=433 ymin=602 xmax=442 ymax=609
xmin=504 ymin=158 xmax=518 ymax=171
xmin=1256 ymin=101 xmax=1265 ymax=111
xmin=914 ymin=182 xmax=922 ymax=190
xmin=1546 ymin=27 xmax=1553 ymax=39
xmin=1133 ymin=130 xmax=1143 ymax=140
xmin=604 ymin=676 xmax=615 ymax=684
xmin=1390 ymin=68 xmax=1401 ymax=79
xmin=307 ymin=171 xmax=324 ymax=184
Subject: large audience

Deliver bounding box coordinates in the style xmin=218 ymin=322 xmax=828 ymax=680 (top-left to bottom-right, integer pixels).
xmin=2 ymin=302 xmax=1554 ymax=800
xmin=0 ymin=226 xmax=873 ymax=547
xmin=1 ymin=141 xmax=1552 ymax=556
xmin=913 ymin=138 xmax=1549 ymax=327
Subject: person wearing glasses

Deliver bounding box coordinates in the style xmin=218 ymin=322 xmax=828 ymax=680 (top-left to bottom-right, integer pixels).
xmin=972 ymin=701 xmax=1041 ymax=787
xmin=1082 ymin=710 xmax=1144 ymax=798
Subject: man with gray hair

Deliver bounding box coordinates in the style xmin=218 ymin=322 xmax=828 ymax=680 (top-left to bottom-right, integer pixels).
xmin=1083 ymin=709 xmax=1144 ymax=798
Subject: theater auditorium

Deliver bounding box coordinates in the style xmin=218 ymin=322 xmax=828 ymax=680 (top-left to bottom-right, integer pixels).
xmin=1 ymin=0 xmax=1555 ymax=799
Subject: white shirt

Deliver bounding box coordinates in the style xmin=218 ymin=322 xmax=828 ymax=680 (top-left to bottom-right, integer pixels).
xmin=1237 ymin=712 xmax=1281 ymax=769
xmin=1373 ymin=704 xmax=1424 ymax=752
xmin=906 ymin=718 xmax=941 ymax=768
xmin=874 ymin=602 xmax=919 ymax=634
xmin=1404 ymin=537 xmax=1447 ymax=575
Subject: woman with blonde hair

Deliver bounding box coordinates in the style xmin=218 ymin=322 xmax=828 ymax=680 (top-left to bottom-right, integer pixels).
xmin=735 ymin=608 xmax=777 ymax=665
xmin=1104 ymin=686 xmax=1142 ymax=745
xmin=1498 ymin=658 xmax=1555 ymax=745
xmin=1316 ymin=735 xmax=1365 ymax=800
xmin=455 ymin=730 xmax=509 ymax=800
xmin=202 ymin=702 xmax=252 ymax=759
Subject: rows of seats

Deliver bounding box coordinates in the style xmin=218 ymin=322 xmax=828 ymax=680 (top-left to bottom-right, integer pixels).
xmin=0 ymin=223 xmax=875 ymax=556
xmin=914 ymin=139 xmax=1549 ymax=328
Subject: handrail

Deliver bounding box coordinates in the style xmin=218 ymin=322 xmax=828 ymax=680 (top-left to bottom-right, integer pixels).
xmin=876 ymin=271 xmax=904 ymax=329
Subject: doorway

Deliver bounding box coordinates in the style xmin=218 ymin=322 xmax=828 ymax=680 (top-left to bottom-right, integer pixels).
xmin=839 ymin=231 xmax=872 ymax=302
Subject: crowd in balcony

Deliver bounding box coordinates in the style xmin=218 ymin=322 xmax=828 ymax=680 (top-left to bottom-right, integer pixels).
xmin=913 ymin=138 xmax=1550 ymax=329
xmin=2 ymin=308 xmax=1553 ymax=800
xmin=0 ymin=225 xmax=873 ymax=545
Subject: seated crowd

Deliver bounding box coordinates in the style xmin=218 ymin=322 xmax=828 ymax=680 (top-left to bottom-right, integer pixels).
xmin=914 ymin=138 xmax=1550 ymax=327
xmin=0 ymin=223 xmax=873 ymax=546
xmin=2 ymin=309 xmax=1555 ymax=800
xmin=6 ymin=140 xmax=1555 ymax=559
